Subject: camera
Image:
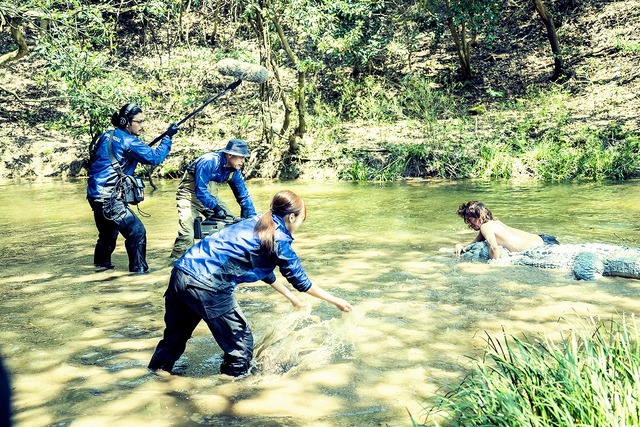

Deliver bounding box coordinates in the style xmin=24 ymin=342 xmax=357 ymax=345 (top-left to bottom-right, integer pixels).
xmin=194 ymin=215 xmax=241 ymax=239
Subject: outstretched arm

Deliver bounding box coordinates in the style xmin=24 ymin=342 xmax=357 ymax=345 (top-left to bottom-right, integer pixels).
xmin=268 ymin=280 xmax=305 ymax=309
xmin=275 ymin=240 xmax=352 ymax=312
xmin=304 ymin=284 xmax=352 ymax=312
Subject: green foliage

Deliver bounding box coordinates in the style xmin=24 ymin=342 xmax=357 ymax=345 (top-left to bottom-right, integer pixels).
xmin=334 ymin=75 xmax=463 ymax=123
xmin=414 ymin=315 xmax=640 ymax=427
xmin=398 ymin=76 xmax=462 ymax=121
xmin=23 ymin=1 xmax=123 ymax=138
xmin=614 ymin=38 xmax=640 ymax=52
xmin=335 ymin=81 xmax=640 ymax=182
xmin=418 ymin=0 xmax=503 ymax=77
xmin=315 ymin=0 xmax=400 ymax=73
xmin=533 ymin=124 xmax=640 ymax=181
xmin=339 ymin=137 xmax=478 ymax=181
xmin=336 ymin=76 xmax=403 ymax=122
xmin=341 ymin=158 xmax=371 ymax=181
xmin=6 ymin=0 xmax=639 ymax=183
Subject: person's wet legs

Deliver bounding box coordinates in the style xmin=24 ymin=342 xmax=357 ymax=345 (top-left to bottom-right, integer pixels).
xmin=149 ymin=274 xmax=201 ymax=372
xmin=169 ymin=199 xmax=198 ymax=261
xmin=206 ymin=306 xmax=254 ymax=377
xmin=89 ymin=199 xmax=117 ymax=268
xmin=116 ymin=208 xmax=148 ymax=273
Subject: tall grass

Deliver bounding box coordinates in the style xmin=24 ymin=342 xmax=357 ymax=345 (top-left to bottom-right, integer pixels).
xmin=413 ymin=315 xmax=640 ymax=427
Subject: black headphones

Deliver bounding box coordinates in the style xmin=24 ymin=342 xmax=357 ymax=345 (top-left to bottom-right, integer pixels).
xmin=119 ymin=103 xmax=135 ymax=126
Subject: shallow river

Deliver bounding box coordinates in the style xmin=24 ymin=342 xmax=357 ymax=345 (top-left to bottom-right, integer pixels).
xmin=2 ymin=178 xmax=640 ymax=426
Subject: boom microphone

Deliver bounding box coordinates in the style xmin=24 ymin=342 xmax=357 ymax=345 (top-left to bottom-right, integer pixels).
xmin=148 ymin=59 xmax=267 ymax=148
xmin=216 ymin=58 xmax=269 ymax=84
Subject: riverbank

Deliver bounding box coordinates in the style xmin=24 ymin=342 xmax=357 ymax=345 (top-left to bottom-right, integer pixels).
xmin=0 ymin=0 xmax=638 ymax=181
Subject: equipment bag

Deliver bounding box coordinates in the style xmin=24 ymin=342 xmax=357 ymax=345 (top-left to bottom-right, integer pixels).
xmin=118 ymin=174 xmax=145 ymax=205
xmin=107 ymin=131 xmax=145 ymax=205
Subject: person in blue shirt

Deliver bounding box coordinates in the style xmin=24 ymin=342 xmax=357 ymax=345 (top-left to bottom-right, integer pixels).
xmin=87 ymin=103 xmax=178 ymax=273
xmin=149 ymin=190 xmax=352 ymax=377
xmin=168 ymin=139 xmax=256 ymax=262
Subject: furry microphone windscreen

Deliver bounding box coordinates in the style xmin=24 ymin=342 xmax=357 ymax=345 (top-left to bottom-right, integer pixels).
xmin=216 ymin=59 xmax=269 ymax=84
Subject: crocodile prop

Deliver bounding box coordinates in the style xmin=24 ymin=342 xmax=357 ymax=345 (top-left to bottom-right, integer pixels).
xmin=458 ymin=241 xmax=640 ymax=280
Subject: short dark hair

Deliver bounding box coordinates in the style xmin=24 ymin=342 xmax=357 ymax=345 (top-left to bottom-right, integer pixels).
xmin=110 ymin=103 xmax=143 ymax=128
xmin=457 ymin=201 xmax=495 ymax=225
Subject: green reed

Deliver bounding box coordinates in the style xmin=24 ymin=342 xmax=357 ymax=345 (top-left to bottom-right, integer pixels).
xmin=413 ymin=315 xmax=640 ymax=427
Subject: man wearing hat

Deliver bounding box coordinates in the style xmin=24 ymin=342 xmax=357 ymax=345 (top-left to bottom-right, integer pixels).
xmin=168 ymin=139 xmax=256 ymax=262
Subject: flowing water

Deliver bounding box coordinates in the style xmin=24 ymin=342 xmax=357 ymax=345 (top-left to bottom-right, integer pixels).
xmin=2 ymin=178 xmax=640 ymax=426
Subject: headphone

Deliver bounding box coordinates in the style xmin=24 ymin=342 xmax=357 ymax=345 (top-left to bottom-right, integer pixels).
xmin=119 ymin=103 xmax=136 ymax=126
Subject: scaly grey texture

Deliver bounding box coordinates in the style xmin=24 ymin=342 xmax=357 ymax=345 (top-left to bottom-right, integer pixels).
xmin=459 ymin=242 xmax=640 ymax=280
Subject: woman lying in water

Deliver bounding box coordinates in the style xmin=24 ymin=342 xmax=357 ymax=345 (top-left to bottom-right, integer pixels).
xmin=454 ymin=201 xmax=559 ymax=260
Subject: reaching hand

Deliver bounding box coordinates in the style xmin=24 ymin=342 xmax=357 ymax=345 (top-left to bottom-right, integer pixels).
xmin=210 ymin=205 xmax=227 ymax=220
xmin=454 ymin=243 xmax=465 ymax=257
xmin=291 ymin=299 xmax=308 ymax=310
xmin=333 ymin=298 xmax=352 ymax=313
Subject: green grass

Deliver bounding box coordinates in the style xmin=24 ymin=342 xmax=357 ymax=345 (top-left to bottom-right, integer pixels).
xmin=327 ymin=81 xmax=640 ymax=181
xmin=614 ymin=38 xmax=640 ymax=52
xmin=412 ymin=315 xmax=640 ymax=427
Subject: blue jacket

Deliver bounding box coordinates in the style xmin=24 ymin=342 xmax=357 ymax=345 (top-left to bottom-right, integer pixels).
xmin=185 ymin=152 xmax=256 ymax=217
xmin=87 ymin=128 xmax=172 ymax=200
xmin=175 ymin=214 xmax=313 ymax=295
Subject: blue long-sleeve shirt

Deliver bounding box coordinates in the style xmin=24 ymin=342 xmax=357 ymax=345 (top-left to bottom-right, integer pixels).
xmin=185 ymin=152 xmax=256 ymax=217
xmin=175 ymin=214 xmax=312 ymax=295
xmin=87 ymin=128 xmax=172 ymax=200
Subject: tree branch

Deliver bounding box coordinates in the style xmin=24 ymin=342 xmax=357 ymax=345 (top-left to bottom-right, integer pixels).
xmin=0 ymin=85 xmax=70 ymax=104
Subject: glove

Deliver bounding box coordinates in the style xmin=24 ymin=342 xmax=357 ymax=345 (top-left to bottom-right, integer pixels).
xmin=165 ymin=123 xmax=179 ymax=138
xmin=208 ymin=205 xmax=227 ymax=220
xmin=240 ymin=207 xmax=255 ymax=219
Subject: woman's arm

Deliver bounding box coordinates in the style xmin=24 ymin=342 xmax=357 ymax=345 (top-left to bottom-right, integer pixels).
xmin=268 ymin=280 xmax=305 ymax=309
xmin=304 ymin=284 xmax=352 ymax=312
xmin=274 ymin=238 xmax=352 ymax=312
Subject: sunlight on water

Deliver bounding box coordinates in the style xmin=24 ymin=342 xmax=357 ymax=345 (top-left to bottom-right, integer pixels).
xmin=2 ymin=178 xmax=640 ymax=426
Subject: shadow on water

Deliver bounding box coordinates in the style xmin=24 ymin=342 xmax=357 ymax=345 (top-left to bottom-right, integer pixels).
xmin=1 ymin=178 xmax=640 ymax=426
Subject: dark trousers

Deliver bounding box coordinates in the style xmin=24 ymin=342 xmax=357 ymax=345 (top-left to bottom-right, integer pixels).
xmin=0 ymin=355 xmax=11 ymax=427
xmin=149 ymin=269 xmax=254 ymax=377
xmin=88 ymin=198 xmax=148 ymax=272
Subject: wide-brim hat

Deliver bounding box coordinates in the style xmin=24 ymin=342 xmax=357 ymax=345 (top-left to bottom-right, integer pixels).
xmin=222 ymin=139 xmax=250 ymax=157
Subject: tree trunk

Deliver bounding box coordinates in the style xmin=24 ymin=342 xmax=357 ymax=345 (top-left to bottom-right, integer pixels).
xmin=533 ymin=0 xmax=569 ymax=80
xmin=295 ymin=68 xmax=306 ymax=137
xmin=270 ymin=13 xmax=306 ymax=148
xmin=0 ymin=18 xmax=30 ymax=66
xmin=247 ymin=7 xmax=276 ymax=148
xmin=444 ymin=0 xmax=471 ymax=79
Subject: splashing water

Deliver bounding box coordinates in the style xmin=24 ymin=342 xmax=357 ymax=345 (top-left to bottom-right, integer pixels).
xmin=253 ymin=307 xmax=356 ymax=375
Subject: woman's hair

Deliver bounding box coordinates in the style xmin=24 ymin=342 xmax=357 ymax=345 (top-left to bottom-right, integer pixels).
xmin=457 ymin=201 xmax=495 ymax=225
xmin=254 ymin=190 xmax=306 ymax=252
xmin=110 ymin=103 xmax=142 ymax=128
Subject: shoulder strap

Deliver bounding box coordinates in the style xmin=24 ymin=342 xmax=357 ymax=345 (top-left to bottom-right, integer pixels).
xmin=107 ymin=130 xmax=126 ymax=176
xmin=186 ymin=157 xmax=198 ymax=175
